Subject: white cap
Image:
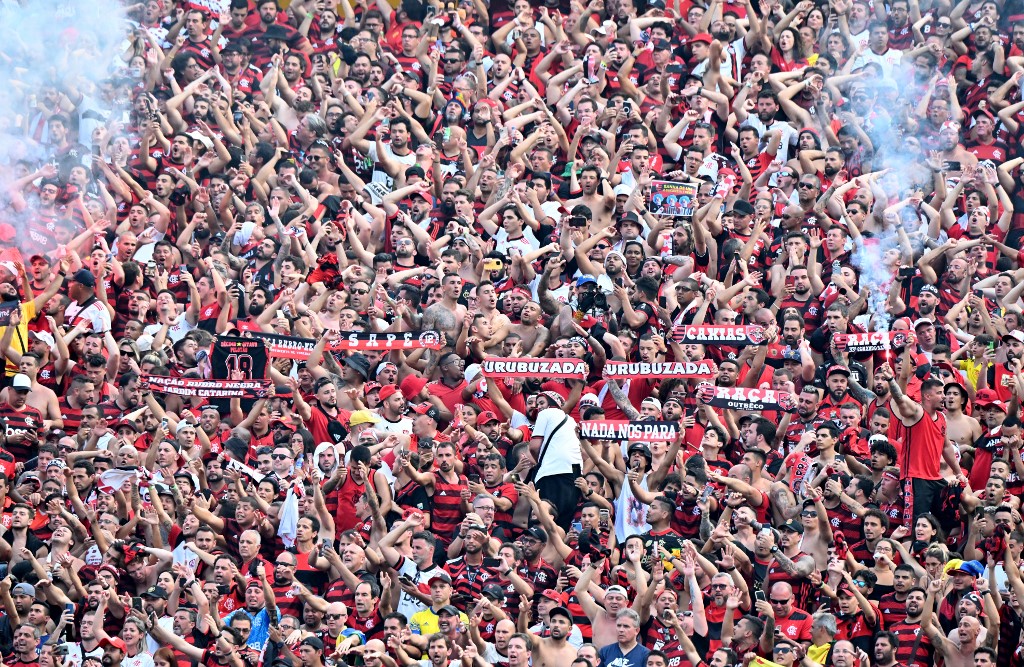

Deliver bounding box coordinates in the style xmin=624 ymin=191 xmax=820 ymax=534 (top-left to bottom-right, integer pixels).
xmin=464 ymin=364 xmax=482 ymax=383
xmin=30 ymin=330 xmax=55 ymax=350
xmin=11 ymin=374 xmax=31 ymax=391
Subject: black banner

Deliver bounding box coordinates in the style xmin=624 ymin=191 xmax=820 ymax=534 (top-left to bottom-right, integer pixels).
xmin=253 ymin=331 xmax=442 ymax=359
xmin=695 ymin=384 xmax=797 ymax=412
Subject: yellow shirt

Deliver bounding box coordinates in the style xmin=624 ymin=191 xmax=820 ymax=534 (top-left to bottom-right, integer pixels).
xmin=955 ymin=358 xmax=985 ymax=390
xmin=0 ymin=301 xmax=35 ymax=376
xmin=806 ymin=642 xmax=832 ymax=666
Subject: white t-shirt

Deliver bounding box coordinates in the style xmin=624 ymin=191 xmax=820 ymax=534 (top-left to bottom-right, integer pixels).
xmin=531 ymin=408 xmax=582 ymax=481
xmin=494 ymin=227 xmax=540 ymax=256
xmin=367 ymin=142 xmax=417 ymax=189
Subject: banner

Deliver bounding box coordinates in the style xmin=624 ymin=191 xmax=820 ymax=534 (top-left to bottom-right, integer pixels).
xmin=832 ymin=331 xmax=914 ymax=353
xmin=212 ymin=336 xmax=268 ymax=380
xmin=695 ymin=384 xmax=797 ymax=412
xmin=253 ymin=331 xmax=443 ymax=360
xmin=481 ymin=357 xmax=589 ymax=379
xmin=0 ymin=300 xmax=18 ymax=326
xmin=579 ymin=420 xmax=679 ymax=442
xmin=143 ymin=375 xmax=272 ymax=399
xmin=603 ymin=360 xmax=717 ymax=379
xmin=671 ymin=325 xmax=767 ymax=346
xmin=649 ymin=181 xmax=698 ymax=217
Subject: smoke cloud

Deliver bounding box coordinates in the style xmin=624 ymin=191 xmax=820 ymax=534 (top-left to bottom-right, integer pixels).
xmin=0 ymin=0 xmax=128 ymax=249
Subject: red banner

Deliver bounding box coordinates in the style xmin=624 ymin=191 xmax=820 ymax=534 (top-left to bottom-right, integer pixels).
xmin=142 ymin=375 xmax=273 ymax=399
xmin=671 ymin=325 xmax=767 ymax=346
xmin=695 ymin=384 xmax=797 ymax=412
xmin=602 ymin=360 xmax=718 ymax=379
xmin=481 ymin=357 xmax=589 ymax=379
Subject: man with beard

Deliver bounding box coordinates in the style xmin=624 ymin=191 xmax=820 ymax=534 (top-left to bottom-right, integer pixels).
xmin=97 ymin=371 xmax=142 ymax=421
xmin=348 ymin=116 xmax=416 ymax=189
xmin=521 ymin=605 xmax=578 ymax=667
xmin=95 ymin=635 xmax=127 ymax=667
xmin=885 ymin=587 xmax=935 ymax=665
xmin=732 ymin=88 xmax=798 ymax=163
xmin=565 ymin=166 xmax=616 ymax=226
xmin=292 ymin=376 xmax=347 ymax=447
xmin=872 ymin=631 xmax=899 ymax=667
xmin=149 ymin=612 xmax=243 ymax=667
xmin=991 ymin=331 xmax=1024 ymax=401
xmin=816 ymin=365 xmax=873 ymax=422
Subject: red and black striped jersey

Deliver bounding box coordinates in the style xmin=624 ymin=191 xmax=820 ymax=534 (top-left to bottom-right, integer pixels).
xmin=431 ymin=472 xmax=467 ymax=546
xmin=0 ymin=404 xmax=43 ymax=461
xmin=444 ymin=555 xmax=500 ymax=604
xmin=877 ymin=591 xmax=908 ymax=630
xmin=889 ymin=618 xmax=933 ymax=666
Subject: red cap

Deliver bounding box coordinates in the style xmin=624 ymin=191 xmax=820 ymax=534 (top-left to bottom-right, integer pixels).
xmin=691 ymin=32 xmax=713 ymax=44
xmin=363 ymin=381 xmax=381 ymax=395
xmin=100 ymin=637 xmax=128 ymax=652
xmin=400 ymin=374 xmax=428 ymax=401
xmin=954 ymin=55 xmax=973 ymax=69
xmin=378 ymin=385 xmax=400 ymax=401
xmin=478 ymin=411 xmax=500 ymax=425
xmin=541 ymin=589 xmax=567 ymax=604
xmin=974 ymin=388 xmax=1006 ymax=411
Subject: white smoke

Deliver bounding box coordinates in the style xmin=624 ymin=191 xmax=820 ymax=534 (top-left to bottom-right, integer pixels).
xmin=0 ymin=0 xmax=128 ymax=181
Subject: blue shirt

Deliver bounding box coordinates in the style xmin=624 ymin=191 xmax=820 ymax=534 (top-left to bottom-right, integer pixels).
xmin=222 ymin=607 xmax=270 ymax=651
xmin=599 ymin=642 xmax=651 ymax=667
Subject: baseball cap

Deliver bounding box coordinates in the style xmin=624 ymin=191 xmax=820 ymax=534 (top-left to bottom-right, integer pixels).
xmin=11 ymin=583 xmax=34 ymax=597
xmin=413 ymin=404 xmax=441 ymax=422
xmin=378 ymin=385 xmax=400 ymax=402
xmin=651 ymin=38 xmax=671 ymax=50
xmin=428 ymin=572 xmax=452 ymax=587
xmin=99 ymin=637 xmax=128 ymax=652
xmin=299 ymin=637 xmax=324 ymax=651
xmin=691 ymin=32 xmax=713 ymax=44
xmin=948 ymin=560 xmax=985 ymax=577
xmin=349 ymin=410 xmax=381 ymax=426
xmin=920 ymin=284 xmax=939 ymax=295
xmin=974 ymin=388 xmax=1006 ymax=412
xmin=549 ymin=606 xmax=574 ymax=623
xmin=71 ymin=269 xmax=96 ymax=287
xmin=913 ymin=318 xmax=935 ymax=329
xmin=541 ymin=589 xmax=566 ymax=604
xmin=481 ymin=583 xmax=506 ymax=600
xmin=729 ymin=200 xmax=755 ymax=216
xmin=826 ymin=365 xmax=851 ymax=378
xmin=142 ymin=586 xmax=169 ymax=599
xmin=576 ymin=275 xmax=598 ymax=287
xmin=1003 ymin=330 xmax=1024 ymax=344
xmin=11 ymin=374 xmax=31 ymax=391
xmin=523 ymin=525 xmax=548 ymax=543
xmin=478 ymin=411 xmax=500 ymax=425
xmin=437 ymin=604 xmax=461 ymax=617
xmin=605 ymin=585 xmax=629 ymax=597
xmin=780 ymin=520 xmax=804 ymax=534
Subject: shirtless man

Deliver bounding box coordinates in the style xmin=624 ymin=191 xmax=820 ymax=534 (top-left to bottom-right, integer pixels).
xmin=924 ymin=578 xmax=995 ymax=667
xmin=796 ymin=487 xmax=834 ymax=570
xmin=422 ymin=273 xmax=467 ymax=347
xmin=509 ymin=301 xmax=550 ymax=357
xmin=313 ymin=290 xmax=344 ymax=333
xmin=564 ymin=165 xmax=616 ymax=227
xmin=522 ymin=602 xmax=579 ymax=667
xmin=574 ymin=558 xmax=636 ymax=648
xmin=477 ymin=282 xmax=512 ymax=354
xmin=945 ymin=382 xmax=981 ymax=450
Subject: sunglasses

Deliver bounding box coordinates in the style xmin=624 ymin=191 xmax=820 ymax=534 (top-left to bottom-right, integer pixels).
xmin=801 ymin=510 xmax=818 ymax=517
xmin=710 ymin=584 xmax=729 ymax=589
xmin=325 ymin=613 xmax=345 ymax=619
xmin=770 ymin=598 xmax=791 ymax=604
xmin=773 ymin=647 xmax=793 ymax=654
xmin=798 ymin=182 xmax=817 ymax=189
xmin=595 ymin=244 xmax=611 ymax=250
xmin=271 ymin=454 xmax=292 ymax=460
xmin=352 ymin=289 xmax=369 ymax=295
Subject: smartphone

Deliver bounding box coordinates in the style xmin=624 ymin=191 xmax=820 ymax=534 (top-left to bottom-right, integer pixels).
xmin=64 ymin=603 xmax=75 ymax=614
xmin=482 ymin=558 xmax=503 ymax=568
xmin=54 ymin=645 xmax=69 ymax=657
xmin=268 ymin=606 xmax=279 ymax=626
xmin=510 ymin=472 xmax=521 ymax=484
xmin=132 ymin=597 xmax=143 ymax=611
xmin=569 ymin=215 xmax=587 ymax=228
xmin=483 ymin=259 xmax=501 ymax=271
xmin=398 ymin=574 xmax=415 ymax=585
xmin=598 ymin=508 xmax=610 ymax=529
xmin=898 ymin=266 xmax=916 ymax=279
xmin=571 ymin=521 xmax=583 ymax=533
xmin=699 ymin=485 xmax=713 ymax=504
xmin=785 ymin=275 xmax=795 ymax=289
xmin=942 ymin=160 xmax=961 ymax=172
xmin=754 ymin=589 xmax=766 ymax=603
xmin=468 ymin=474 xmax=480 ymax=485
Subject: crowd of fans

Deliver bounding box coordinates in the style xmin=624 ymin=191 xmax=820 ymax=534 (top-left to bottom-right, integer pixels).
xmin=5 ymin=0 xmax=1024 ymax=666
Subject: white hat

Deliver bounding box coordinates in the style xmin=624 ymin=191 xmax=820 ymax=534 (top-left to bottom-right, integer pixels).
xmin=11 ymin=374 xmax=31 ymax=391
